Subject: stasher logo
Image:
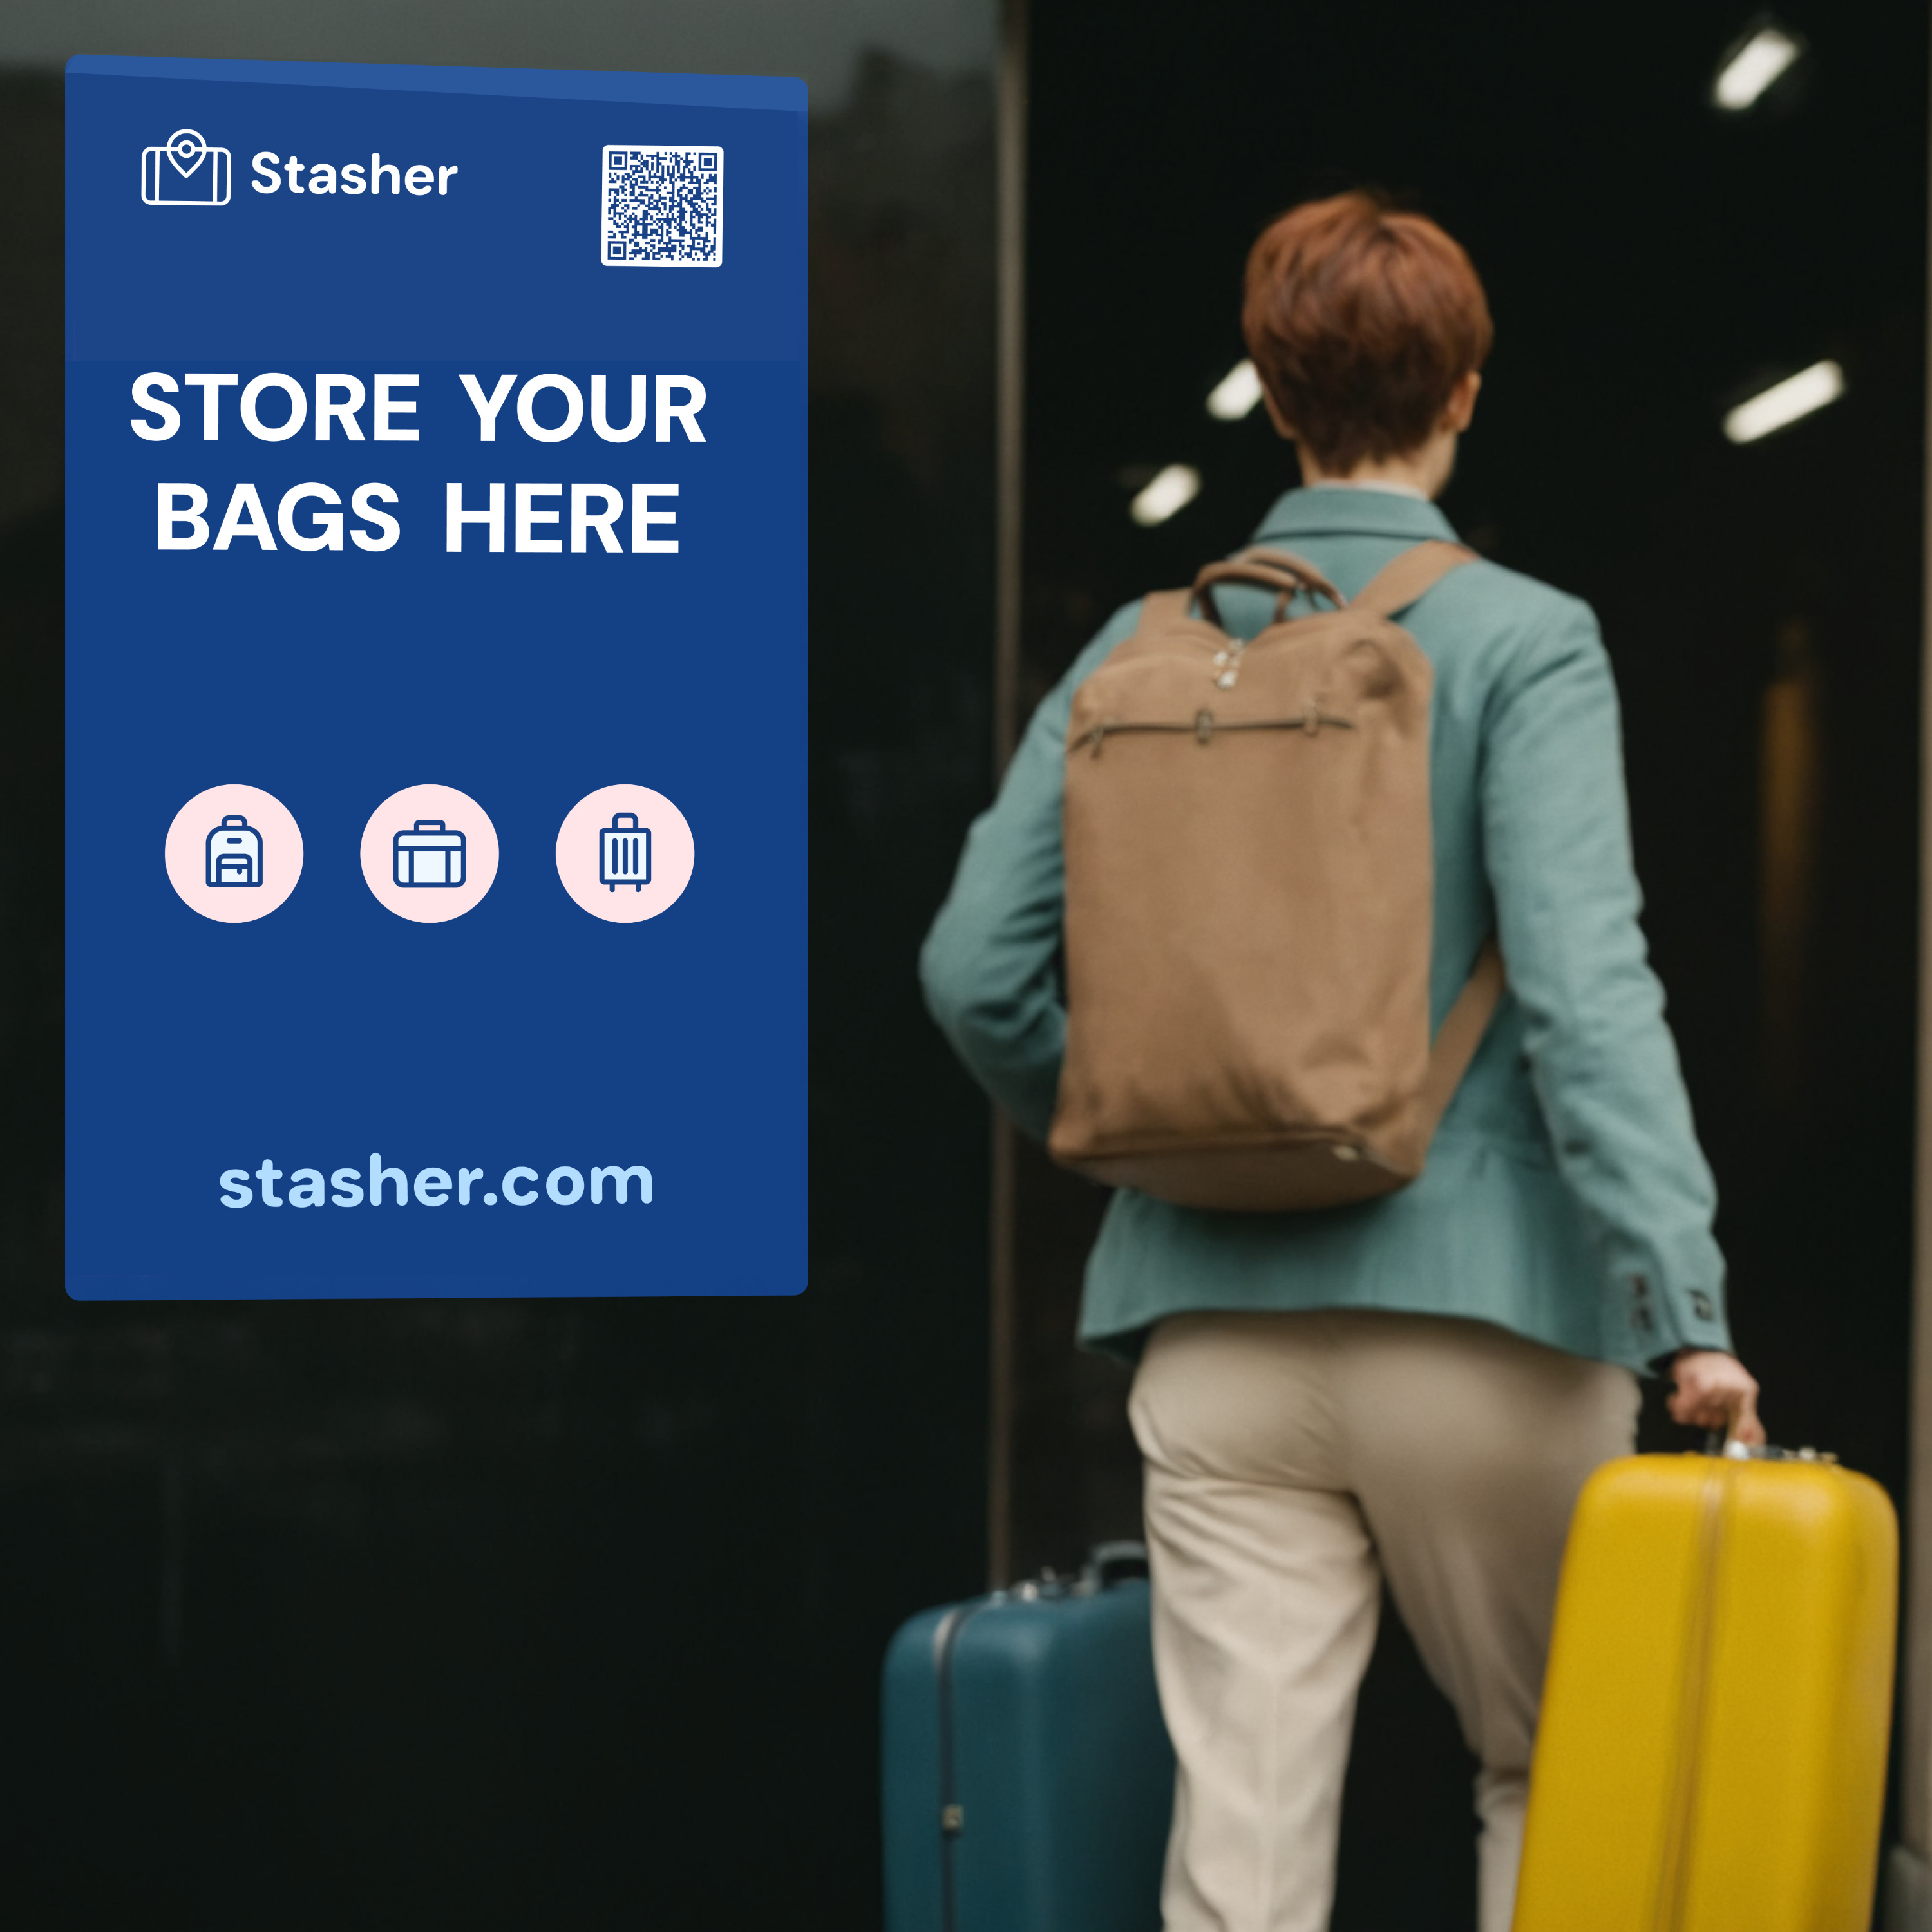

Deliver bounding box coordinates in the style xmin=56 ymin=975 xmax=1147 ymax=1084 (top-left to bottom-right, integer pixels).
xmin=137 ymin=129 xmax=461 ymax=207
xmin=141 ymin=128 xmax=232 ymax=206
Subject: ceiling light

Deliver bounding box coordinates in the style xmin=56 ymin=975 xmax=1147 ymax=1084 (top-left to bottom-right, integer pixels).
xmin=1713 ymin=25 xmax=1801 ymax=111
xmin=1130 ymin=464 xmax=1202 ymax=526
xmin=1723 ymin=361 xmax=1844 ymax=444
xmin=1206 ymin=359 xmax=1264 ymax=421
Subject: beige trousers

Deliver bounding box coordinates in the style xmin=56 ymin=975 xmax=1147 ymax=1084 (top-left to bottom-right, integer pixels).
xmin=1128 ymin=1309 xmax=1638 ymax=1932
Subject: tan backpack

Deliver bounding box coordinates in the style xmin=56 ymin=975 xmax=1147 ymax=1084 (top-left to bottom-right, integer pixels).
xmin=1048 ymin=541 xmax=1504 ymax=1213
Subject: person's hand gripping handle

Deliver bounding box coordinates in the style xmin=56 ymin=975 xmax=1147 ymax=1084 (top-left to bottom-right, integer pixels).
xmin=1669 ymin=1348 xmax=1766 ymax=1447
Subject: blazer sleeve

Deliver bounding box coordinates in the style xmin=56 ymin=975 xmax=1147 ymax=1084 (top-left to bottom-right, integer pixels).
xmin=1481 ymin=596 xmax=1734 ymax=1359
xmin=919 ymin=609 xmax=1139 ymax=1141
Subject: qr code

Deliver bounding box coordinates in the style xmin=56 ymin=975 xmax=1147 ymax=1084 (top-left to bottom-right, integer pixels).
xmin=602 ymin=145 xmax=722 ymax=268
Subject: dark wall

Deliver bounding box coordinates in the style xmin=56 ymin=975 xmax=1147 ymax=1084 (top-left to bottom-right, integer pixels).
xmin=0 ymin=55 xmax=994 ymax=1929
xmin=1006 ymin=2 xmax=1927 ymax=1925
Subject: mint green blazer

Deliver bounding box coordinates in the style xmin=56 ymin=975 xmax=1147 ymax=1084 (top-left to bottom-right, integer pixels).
xmin=920 ymin=485 xmax=1732 ymax=1369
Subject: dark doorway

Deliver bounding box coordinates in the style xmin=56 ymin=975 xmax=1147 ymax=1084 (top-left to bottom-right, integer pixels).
xmin=1001 ymin=3 xmax=1926 ymax=1925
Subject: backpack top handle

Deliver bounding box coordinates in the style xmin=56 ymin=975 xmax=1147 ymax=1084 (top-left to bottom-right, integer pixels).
xmin=1190 ymin=547 xmax=1346 ymax=629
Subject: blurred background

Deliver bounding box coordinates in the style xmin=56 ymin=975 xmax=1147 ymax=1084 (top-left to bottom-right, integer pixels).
xmin=0 ymin=1 xmax=1924 ymax=1926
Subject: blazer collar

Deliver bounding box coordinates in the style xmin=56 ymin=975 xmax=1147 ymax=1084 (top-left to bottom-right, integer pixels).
xmin=1252 ymin=484 xmax=1463 ymax=545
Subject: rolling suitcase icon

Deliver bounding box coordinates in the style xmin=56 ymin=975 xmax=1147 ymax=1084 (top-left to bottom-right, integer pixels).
xmin=205 ymin=814 xmax=263 ymax=887
xmin=393 ymin=819 xmax=466 ymax=888
xmin=599 ymin=811 xmax=651 ymax=891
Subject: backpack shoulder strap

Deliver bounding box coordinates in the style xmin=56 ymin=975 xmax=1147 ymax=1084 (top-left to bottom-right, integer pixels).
xmin=1350 ymin=540 xmax=1479 ymax=619
xmin=1412 ymin=938 xmax=1506 ymax=1141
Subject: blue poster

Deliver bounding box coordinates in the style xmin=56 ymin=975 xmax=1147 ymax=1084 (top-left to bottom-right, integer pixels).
xmin=65 ymin=56 xmax=808 ymax=1298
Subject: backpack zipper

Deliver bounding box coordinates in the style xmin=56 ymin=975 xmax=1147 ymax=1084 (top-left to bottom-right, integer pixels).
xmin=1077 ymin=710 xmax=1356 ymax=757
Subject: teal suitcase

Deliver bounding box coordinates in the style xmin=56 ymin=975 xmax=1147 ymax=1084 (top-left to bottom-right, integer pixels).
xmin=881 ymin=1543 xmax=1175 ymax=1932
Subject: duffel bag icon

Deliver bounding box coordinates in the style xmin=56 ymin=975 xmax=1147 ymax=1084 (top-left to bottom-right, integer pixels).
xmin=393 ymin=819 xmax=466 ymax=888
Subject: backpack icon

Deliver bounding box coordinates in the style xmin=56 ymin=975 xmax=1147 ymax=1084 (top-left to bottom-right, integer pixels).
xmin=205 ymin=814 xmax=262 ymax=887
xmin=1049 ymin=542 xmax=1502 ymax=1211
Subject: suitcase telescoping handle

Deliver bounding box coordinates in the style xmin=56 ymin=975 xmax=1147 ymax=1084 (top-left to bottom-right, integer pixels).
xmin=611 ymin=812 xmax=641 ymax=829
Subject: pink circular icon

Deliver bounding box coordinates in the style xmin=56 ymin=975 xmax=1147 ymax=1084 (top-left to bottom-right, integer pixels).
xmin=164 ymin=784 xmax=305 ymax=923
xmin=360 ymin=784 xmax=499 ymax=923
xmin=555 ymin=784 xmax=696 ymax=923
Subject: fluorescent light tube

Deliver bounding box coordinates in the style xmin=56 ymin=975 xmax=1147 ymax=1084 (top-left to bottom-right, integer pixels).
xmin=1713 ymin=26 xmax=1801 ymax=111
xmin=1206 ymin=359 xmax=1265 ymax=421
xmin=1130 ymin=464 xmax=1202 ymax=526
xmin=1723 ymin=361 xmax=1844 ymax=444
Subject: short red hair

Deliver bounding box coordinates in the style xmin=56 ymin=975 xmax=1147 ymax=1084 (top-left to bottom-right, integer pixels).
xmin=1242 ymin=193 xmax=1493 ymax=475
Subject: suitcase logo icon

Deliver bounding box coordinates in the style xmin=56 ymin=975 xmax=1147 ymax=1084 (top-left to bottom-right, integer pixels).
xmin=140 ymin=129 xmax=232 ymax=207
xmin=599 ymin=812 xmax=651 ymax=891
xmin=205 ymin=813 xmax=263 ymax=887
xmin=393 ymin=819 xmax=467 ymax=888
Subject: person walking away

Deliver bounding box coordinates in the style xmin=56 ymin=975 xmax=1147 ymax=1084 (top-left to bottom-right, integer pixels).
xmin=919 ymin=191 xmax=1762 ymax=1932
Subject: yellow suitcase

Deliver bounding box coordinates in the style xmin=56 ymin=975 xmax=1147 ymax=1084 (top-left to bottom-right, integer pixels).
xmin=1513 ymin=1448 xmax=1897 ymax=1932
